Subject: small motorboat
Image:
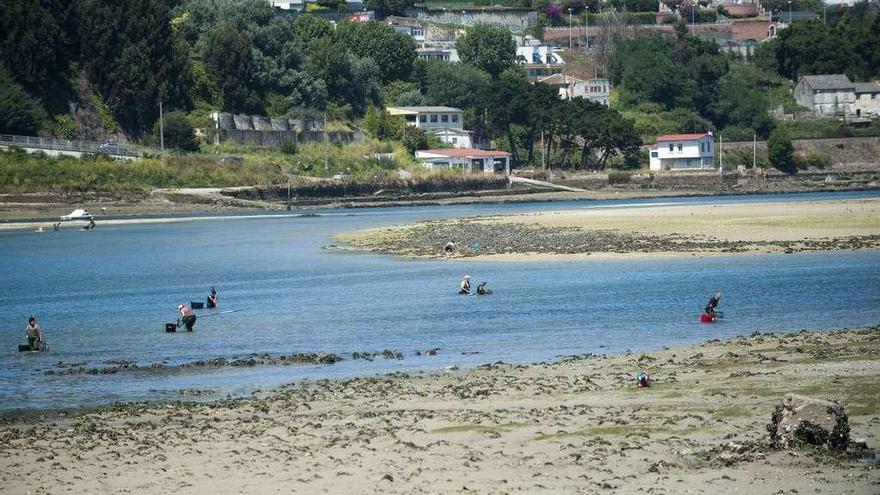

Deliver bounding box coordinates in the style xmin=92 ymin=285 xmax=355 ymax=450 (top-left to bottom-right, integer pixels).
xmin=61 ymin=209 xmax=93 ymax=221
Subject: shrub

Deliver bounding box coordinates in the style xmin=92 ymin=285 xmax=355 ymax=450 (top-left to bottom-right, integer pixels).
xmin=280 ymin=139 xmax=298 ymax=155
xmin=154 ymin=110 xmax=199 ymax=152
xmin=767 ymin=128 xmax=795 ymax=173
xmin=796 ymin=151 xmax=832 ymax=170
xmin=607 ymin=170 xmax=632 ymax=184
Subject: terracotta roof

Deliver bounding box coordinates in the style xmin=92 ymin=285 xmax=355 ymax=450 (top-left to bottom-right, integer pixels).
xmin=419 ymin=148 xmax=510 ymax=158
xmin=655 ymin=133 xmax=711 ymax=142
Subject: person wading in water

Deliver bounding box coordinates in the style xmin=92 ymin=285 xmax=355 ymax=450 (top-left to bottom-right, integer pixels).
xmin=207 ymin=286 xmax=218 ymax=309
xmin=178 ymin=305 xmax=197 ymax=331
xmin=25 ymin=316 xmax=45 ymax=351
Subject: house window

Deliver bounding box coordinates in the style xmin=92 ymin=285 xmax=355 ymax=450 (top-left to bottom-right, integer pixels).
xmin=452 ymin=137 xmax=458 ymax=144
xmin=451 ymin=114 xmax=459 ymax=123
xmin=650 ymin=151 xmax=658 ymax=158
xmin=430 ymin=114 xmax=438 ymax=123
xmin=419 ymin=115 xmax=427 ymax=123
xmin=677 ymin=143 xmax=683 ymax=152
xmin=441 ymin=114 xmax=449 ymax=123
xmin=668 ymin=144 xmax=674 ymax=152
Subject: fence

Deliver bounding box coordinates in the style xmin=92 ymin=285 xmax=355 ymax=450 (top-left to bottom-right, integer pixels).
xmin=0 ymin=134 xmax=162 ymax=158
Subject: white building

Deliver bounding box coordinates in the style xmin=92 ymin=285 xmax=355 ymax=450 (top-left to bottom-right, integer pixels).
xmin=794 ymin=74 xmax=856 ymax=117
xmin=649 ymin=133 xmax=716 ymax=171
xmin=415 ymin=148 xmax=510 ymax=175
xmin=387 ymin=106 xmax=482 ymax=149
xmin=518 ymin=44 xmax=566 ymax=79
xmin=854 ymin=82 xmax=880 ymax=119
xmin=536 ymin=74 xmax=610 ymax=105
xmin=416 ymin=47 xmax=459 ymax=63
xmin=270 ymin=0 xmax=363 ymax=11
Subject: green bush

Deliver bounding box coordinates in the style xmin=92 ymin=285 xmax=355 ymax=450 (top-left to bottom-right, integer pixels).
xmin=767 ymin=128 xmax=795 ymax=173
xmin=280 ymin=139 xmax=298 ymax=155
xmin=54 ymin=114 xmax=76 ymax=139
xmin=154 ymin=110 xmax=199 ymax=152
xmin=607 ymin=170 xmax=632 ymax=184
xmin=796 ymin=151 xmax=832 ymax=170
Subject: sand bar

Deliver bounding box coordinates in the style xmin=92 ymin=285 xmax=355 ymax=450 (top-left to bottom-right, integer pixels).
xmin=337 ymin=198 xmax=880 ymax=260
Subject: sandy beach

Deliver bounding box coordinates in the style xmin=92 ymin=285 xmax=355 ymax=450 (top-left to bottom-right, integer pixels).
xmin=337 ymin=198 xmax=880 ymax=260
xmin=0 ymin=327 xmax=877 ymax=494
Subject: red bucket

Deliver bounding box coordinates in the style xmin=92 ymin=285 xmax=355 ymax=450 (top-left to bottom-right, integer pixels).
xmin=700 ymin=313 xmax=714 ymax=323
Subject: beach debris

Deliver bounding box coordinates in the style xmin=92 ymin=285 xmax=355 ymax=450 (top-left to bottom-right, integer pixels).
xmin=381 ymin=474 xmax=394 ymax=482
xmin=768 ymin=394 xmax=850 ymax=451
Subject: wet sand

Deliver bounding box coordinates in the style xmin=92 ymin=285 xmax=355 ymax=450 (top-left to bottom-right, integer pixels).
xmin=337 ymin=198 xmax=880 ymax=260
xmin=0 ymin=327 xmax=878 ymax=494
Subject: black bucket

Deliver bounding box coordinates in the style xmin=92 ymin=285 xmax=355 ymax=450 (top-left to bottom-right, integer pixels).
xmin=165 ymin=323 xmax=177 ymax=333
xmin=190 ymin=302 xmax=205 ymax=309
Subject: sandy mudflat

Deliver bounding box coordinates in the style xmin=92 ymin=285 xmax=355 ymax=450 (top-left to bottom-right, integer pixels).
xmin=337 ymin=198 xmax=880 ymax=260
xmin=0 ymin=327 xmax=878 ymax=494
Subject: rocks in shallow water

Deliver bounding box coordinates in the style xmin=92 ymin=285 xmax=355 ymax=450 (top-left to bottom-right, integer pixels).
xmin=768 ymin=394 xmax=850 ymax=451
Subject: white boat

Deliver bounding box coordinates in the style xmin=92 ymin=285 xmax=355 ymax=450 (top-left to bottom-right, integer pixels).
xmin=60 ymin=209 xmax=93 ymax=221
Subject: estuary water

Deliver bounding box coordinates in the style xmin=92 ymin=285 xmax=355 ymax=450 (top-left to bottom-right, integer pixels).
xmin=1 ymin=191 xmax=879 ymax=413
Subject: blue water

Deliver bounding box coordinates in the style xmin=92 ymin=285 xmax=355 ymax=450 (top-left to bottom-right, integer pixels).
xmin=1 ymin=191 xmax=878 ymax=413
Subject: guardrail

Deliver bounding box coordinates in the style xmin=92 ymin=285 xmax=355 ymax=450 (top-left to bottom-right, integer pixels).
xmin=0 ymin=134 xmax=163 ymax=158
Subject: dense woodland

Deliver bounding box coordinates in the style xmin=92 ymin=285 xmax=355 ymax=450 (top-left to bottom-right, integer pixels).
xmin=0 ymin=0 xmax=878 ymax=171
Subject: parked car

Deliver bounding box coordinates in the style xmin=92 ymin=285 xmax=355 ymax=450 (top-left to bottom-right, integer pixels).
xmin=97 ymin=142 xmax=132 ymax=156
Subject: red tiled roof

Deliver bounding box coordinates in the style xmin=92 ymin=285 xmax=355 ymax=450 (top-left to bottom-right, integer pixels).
xmin=420 ymin=148 xmax=510 ymax=158
xmin=655 ymin=133 xmax=710 ymax=142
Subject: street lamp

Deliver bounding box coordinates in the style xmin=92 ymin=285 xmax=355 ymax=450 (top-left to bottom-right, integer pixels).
xmin=787 ymin=0 xmax=792 ymax=25
xmin=568 ymin=8 xmax=572 ymax=51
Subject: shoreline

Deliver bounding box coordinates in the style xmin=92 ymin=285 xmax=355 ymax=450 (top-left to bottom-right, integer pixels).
xmin=2 ymin=186 xmax=878 ymax=232
xmin=1 ymin=325 xmax=877 ymax=493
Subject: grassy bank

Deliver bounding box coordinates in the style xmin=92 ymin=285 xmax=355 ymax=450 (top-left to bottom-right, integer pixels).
xmin=0 ymin=141 xmax=424 ymax=194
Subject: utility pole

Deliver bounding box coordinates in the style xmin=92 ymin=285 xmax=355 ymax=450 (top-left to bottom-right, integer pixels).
xmin=541 ymin=130 xmax=546 ymax=171
xmin=752 ymin=133 xmax=757 ymax=169
xmin=323 ymin=113 xmax=328 ymax=174
xmin=788 ymin=0 xmax=792 ymax=25
xmin=159 ymin=100 xmax=164 ymax=153
xmin=568 ymin=8 xmax=573 ymax=51
xmin=584 ymin=9 xmax=588 ymax=53
xmin=719 ymin=133 xmax=723 ymax=174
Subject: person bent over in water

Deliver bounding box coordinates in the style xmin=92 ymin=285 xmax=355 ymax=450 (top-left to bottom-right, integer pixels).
xmin=26 ymin=316 xmax=44 ymax=351
xmin=705 ymin=292 xmax=721 ymax=319
xmin=207 ymin=286 xmax=218 ymax=309
xmin=476 ymin=282 xmax=489 ymax=295
xmin=459 ymin=275 xmax=471 ymax=295
xmin=178 ymin=304 xmax=197 ymax=331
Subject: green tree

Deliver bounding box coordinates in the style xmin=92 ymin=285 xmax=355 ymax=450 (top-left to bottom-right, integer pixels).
xmin=203 ymin=23 xmax=261 ymax=113
xmin=364 ymin=0 xmax=415 ymax=18
xmin=772 ymin=21 xmax=856 ymax=79
xmin=0 ymin=0 xmax=70 ymax=89
xmin=336 ymin=22 xmax=417 ymax=83
xmin=767 ymin=128 xmax=795 ymax=173
xmin=417 ymin=60 xmax=492 ymax=109
xmin=402 ymin=126 xmax=428 ymax=154
xmin=0 ymin=66 xmax=46 ymax=134
xmin=75 ymin=0 xmax=192 ymax=133
xmin=608 ymin=36 xmax=695 ymax=110
xmin=154 ymin=110 xmax=199 ymax=152
xmin=456 ymin=25 xmax=517 ymax=78
xmin=711 ymin=64 xmax=775 ymax=138
xmin=293 ymin=14 xmax=334 ymax=48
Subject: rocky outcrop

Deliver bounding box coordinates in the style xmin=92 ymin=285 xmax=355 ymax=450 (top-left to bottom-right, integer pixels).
xmin=767 ymin=394 xmax=850 ymax=451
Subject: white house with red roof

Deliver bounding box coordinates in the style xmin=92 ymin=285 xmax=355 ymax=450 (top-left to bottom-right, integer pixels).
xmin=649 ymin=132 xmax=715 ymax=171
xmin=415 ymin=148 xmax=510 ymax=175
